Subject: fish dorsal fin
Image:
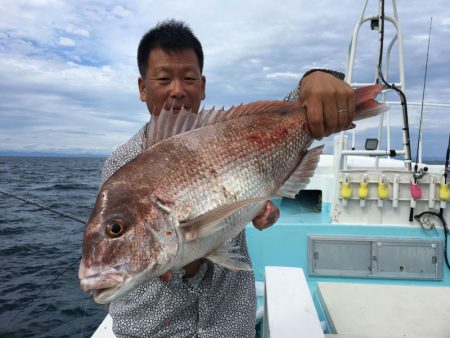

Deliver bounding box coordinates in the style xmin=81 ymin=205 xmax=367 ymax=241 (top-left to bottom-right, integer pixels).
xmin=145 ymin=101 xmax=301 ymax=148
xmin=276 ymin=145 xmax=324 ymax=198
xmin=146 ymin=106 xmax=198 ymax=148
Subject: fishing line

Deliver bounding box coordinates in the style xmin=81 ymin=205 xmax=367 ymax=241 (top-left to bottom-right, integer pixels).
xmin=80 ymin=292 xmax=93 ymax=338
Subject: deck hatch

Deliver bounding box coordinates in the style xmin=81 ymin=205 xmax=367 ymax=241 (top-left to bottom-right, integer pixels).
xmin=309 ymin=236 xmax=443 ymax=280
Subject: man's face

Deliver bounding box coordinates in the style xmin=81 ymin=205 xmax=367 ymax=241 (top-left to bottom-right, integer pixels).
xmin=138 ymin=47 xmax=206 ymax=116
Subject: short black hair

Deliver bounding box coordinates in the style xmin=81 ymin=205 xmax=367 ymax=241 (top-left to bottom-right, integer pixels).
xmin=137 ymin=19 xmax=204 ymax=77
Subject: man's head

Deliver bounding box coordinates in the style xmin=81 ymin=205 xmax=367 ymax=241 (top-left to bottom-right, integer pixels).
xmin=137 ymin=19 xmax=206 ymax=116
xmin=137 ymin=19 xmax=204 ymax=77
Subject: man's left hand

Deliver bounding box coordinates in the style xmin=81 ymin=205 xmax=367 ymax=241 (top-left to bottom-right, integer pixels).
xmin=299 ymin=71 xmax=356 ymax=140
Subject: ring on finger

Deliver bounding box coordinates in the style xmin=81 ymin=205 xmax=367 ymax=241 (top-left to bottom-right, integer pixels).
xmin=337 ymin=108 xmax=348 ymax=113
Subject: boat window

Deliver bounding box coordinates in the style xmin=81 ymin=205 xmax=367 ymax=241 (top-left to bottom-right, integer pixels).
xmin=295 ymin=190 xmax=322 ymax=213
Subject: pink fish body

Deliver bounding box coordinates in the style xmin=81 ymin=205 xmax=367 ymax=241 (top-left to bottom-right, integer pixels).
xmin=79 ymin=85 xmax=387 ymax=304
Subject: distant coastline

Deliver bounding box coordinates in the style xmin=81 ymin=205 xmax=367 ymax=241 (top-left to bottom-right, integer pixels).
xmin=0 ymin=150 xmax=108 ymax=158
xmin=0 ymin=151 xmax=446 ymax=165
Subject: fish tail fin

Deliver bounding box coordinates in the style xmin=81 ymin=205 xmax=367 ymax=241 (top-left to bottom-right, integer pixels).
xmin=353 ymin=84 xmax=389 ymax=121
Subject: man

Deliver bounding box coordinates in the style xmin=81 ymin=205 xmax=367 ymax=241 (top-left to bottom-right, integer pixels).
xmin=101 ymin=19 xmax=354 ymax=338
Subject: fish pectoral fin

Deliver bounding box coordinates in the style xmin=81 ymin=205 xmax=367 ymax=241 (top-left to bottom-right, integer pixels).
xmin=276 ymin=145 xmax=324 ymax=199
xmin=205 ymin=243 xmax=252 ymax=271
xmin=179 ymin=197 xmax=267 ymax=240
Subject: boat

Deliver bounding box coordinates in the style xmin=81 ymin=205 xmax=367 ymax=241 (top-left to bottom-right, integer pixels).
xmin=93 ymin=0 xmax=450 ymax=337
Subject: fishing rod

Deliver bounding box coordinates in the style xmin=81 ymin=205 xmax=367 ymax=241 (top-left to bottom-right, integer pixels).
xmin=407 ymin=17 xmax=433 ymax=222
xmin=0 ymin=189 xmax=87 ymax=225
xmin=441 ymin=134 xmax=450 ymax=218
xmin=376 ymin=0 xmax=418 ymax=221
xmin=445 ymin=133 xmax=450 ymax=185
xmin=1 ymin=189 xmax=86 ymax=328
xmin=376 ymin=0 xmax=412 ymax=171
xmin=415 ymin=17 xmax=432 ymax=169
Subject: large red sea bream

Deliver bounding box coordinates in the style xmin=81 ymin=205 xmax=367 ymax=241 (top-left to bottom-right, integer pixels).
xmin=79 ymin=85 xmax=387 ymax=304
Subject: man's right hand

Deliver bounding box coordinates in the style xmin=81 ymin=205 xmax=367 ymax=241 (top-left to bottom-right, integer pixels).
xmin=160 ymin=260 xmax=203 ymax=282
xmin=252 ymin=200 xmax=280 ymax=230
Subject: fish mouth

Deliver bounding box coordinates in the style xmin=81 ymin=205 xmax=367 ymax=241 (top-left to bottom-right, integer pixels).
xmin=79 ymin=263 xmax=127 ymax=303
xmin=91 ymin=286 xmax=121 ymax=303
xmin=79 ymin=271 xmax=124 ymax=291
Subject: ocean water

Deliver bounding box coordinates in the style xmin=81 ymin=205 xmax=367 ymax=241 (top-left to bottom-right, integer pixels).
xmin=0 ymin=157 xmax=106 ymax=337
xmin=0 ymin=154 xmax=447 ymax=338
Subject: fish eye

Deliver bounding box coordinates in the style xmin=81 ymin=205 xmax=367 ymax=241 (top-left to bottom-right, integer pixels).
xmin=105 ymin=219 xmax=126 ymax=238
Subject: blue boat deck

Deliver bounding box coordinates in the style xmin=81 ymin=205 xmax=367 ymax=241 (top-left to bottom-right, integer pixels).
xmin=246 ymin=197 xmax=450 ymax=333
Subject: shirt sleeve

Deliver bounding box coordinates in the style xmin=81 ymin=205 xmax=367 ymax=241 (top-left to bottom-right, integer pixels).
xmin=283 ymin=68 xmax=345 ymax=103
xmin=100 ymin=124 xmax=147 ymax=185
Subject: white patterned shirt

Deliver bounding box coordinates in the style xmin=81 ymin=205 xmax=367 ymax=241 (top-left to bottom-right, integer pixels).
xmin=102 ymin=125 xmax=256 ymax=338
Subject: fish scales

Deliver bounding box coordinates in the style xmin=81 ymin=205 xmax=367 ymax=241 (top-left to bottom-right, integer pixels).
xmin=153 ymin=111 xmax=310 ymax=218
xmin=149 ymin=110 xmax=312 ymax=267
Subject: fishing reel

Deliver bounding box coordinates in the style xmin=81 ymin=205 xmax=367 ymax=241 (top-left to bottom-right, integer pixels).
xmin=413 ymin=166 xmax=428 ymax=181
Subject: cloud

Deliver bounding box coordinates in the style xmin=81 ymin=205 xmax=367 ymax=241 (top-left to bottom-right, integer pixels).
xmin=0 ymin=0 xmax=449 ymax=159
xmin=65 ymin=24 xmax=90 ymax=37
xmin=111 ymin=5 xmax=131 ymax=18
xmin=58 ymin=37 xmax=75 ymax=46
xmin=266 ymin=72 xmax=301 ymax=80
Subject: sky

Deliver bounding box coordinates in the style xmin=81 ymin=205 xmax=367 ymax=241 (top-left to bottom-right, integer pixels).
xmin=0 ymin=0 xmax=449 ymax=161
